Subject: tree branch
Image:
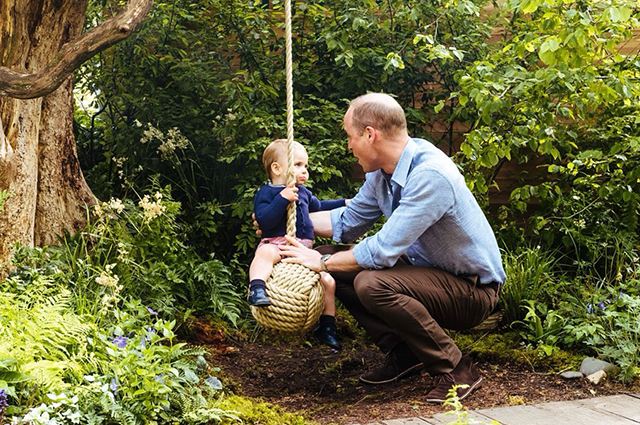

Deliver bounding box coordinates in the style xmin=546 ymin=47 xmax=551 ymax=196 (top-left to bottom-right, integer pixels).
xmin=0 ymin=0 xmax=153 ymax=100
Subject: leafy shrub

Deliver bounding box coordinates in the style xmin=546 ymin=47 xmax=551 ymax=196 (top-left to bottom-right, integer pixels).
xmin=40 ymin=186 xmax=243 ymax=323
xmin=562 ymin=279 xmax=640 ymax=381
xmin=454 ymin=0 xmax=639 ymax=283
xmin=1 ymin=272 xmax=238 ymax=424
xmin=512 ymin=301 xmax=567 ymax=356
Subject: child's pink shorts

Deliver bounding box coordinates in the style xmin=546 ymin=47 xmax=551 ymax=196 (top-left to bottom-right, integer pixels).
xmin=257 ymin=236 xmax=313 ymax=250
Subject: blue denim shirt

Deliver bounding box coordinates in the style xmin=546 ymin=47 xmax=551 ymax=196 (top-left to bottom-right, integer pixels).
xmin=331 ymin=138 xmax=506 ymax=285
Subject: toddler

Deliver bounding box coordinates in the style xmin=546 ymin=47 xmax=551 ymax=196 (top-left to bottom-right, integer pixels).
xmin=249 ymin=139 xmax=346 ymax=350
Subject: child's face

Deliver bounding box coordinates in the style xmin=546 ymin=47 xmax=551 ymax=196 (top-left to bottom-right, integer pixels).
xmin=269 ymin=146 xmax=309 ymax=185
xmin=292 ymin=147 xmax=309 ymax=185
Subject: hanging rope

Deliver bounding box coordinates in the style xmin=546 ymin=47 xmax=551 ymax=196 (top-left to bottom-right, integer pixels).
xmin=284 ymin=0 xmax=297 ymax=239
xmin=250 ymin=0 xmax=324 ymax=332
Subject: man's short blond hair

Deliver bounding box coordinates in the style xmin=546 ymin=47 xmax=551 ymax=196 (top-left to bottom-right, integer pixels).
xmin=348 ymin=93 xmax=407 ymax=136
xmin=262 ymin=139 xmax=305 ymax=179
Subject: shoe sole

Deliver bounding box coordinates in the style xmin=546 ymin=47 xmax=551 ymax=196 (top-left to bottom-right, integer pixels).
xmin=249 ymin=301 xmax=272 ymax=307
xmin=359 ymin=363 xmax=424 ymax=385
xmin=425 ymin=377 xmax=483 ymax=404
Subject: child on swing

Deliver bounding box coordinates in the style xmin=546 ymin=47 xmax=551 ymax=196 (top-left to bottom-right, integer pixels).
xmin=249 ymin=139 xmax=346 ymax=350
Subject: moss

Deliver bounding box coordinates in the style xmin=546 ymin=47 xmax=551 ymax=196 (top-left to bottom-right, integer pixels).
xmin=216 ymin=395 xmax=316 ymax=425
xmin=452 ymin=331 xmax=583 ymax=372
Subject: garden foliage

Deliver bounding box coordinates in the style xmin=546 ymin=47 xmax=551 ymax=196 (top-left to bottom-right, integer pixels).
xmin=75 ymin=0 xmax=491 ymax=259
xmin=3 ymin=5 xmax=637 ymax=424
xmin=71 ymin=0 xmax=640 ymax=380
xmin=0 ymin=190 xmax=249 ymax=423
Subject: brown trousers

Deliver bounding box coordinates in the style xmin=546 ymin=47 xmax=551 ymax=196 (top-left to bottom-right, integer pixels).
xmin=317 ymin=245 xmax=499 ymax=374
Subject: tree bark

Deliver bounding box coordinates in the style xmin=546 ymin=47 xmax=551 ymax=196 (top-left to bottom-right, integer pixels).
xmin=0 ymin=0 xmax=153 ymax=99
xmin=0 ymin=0 xmax=151 ymax=265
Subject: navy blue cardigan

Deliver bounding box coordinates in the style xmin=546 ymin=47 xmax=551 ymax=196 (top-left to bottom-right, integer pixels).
xmin=254 ymin=184 xmax=345 ymax=240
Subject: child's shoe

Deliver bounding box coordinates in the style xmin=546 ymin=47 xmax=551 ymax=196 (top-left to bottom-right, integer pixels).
xmin=314 ymin=324 xmax=341 ymax=351
xmin=248 ymin=286 xmax=271 ymax=307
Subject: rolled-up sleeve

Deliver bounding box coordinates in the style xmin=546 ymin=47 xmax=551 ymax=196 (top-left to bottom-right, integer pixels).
xmin=353 ymin=169 xmax=455 ymax=269
xmin=331 ymin=176 xmax=382 ymax=243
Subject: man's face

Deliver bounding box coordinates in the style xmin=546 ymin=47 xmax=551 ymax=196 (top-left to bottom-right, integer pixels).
xmin=344 ymin=109 xmax=375 ymax=172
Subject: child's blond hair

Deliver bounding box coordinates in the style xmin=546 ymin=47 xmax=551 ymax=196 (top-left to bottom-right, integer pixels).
xmin=262 ymin=139 xmax=305 ymax=180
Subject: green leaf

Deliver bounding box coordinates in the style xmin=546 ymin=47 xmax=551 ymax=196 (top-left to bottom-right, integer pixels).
xmin=609 ymin=7 xmax=631 ymax=22
xmin=539 ymin=49 xmax=556 ymax=66
xmin=521 ymin=0 xmax=542 ymax=14
xmin=540 ymin=37 xmax=560 ymax=53
xmin=434 ymin=100 xmax=446 ymax=113
xmin=0 ymin=371 xmax=33 ymax=383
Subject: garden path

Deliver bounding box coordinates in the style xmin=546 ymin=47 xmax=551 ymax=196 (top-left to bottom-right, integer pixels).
xmin=348 ymin=393 xmax=640 ymax=425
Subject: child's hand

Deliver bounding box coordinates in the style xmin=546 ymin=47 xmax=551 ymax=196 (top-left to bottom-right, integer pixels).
xmin=279 ymin=181 xmax=299 ymax=202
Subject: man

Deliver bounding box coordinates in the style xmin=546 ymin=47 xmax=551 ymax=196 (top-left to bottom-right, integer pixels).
xmin=278 ymin=93 xmax=506 ymax=403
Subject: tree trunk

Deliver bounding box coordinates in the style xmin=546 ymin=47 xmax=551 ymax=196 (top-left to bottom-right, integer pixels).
xmin=0 ymin=0 xmax=96 ymax=264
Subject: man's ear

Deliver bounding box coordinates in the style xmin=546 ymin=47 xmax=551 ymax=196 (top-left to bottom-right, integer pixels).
xmin=365 ymin=125 xmax=376 ymax=143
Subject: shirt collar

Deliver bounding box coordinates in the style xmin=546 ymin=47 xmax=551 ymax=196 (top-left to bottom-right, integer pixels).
xmin=390 ymin=138 xmax=416 ymax=188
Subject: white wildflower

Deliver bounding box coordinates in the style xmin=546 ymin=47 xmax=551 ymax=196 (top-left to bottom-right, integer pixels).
xmin=139 ymin=194 xmax=166 ymax=222
xmin=93 ymin=203 xmax=104 ymax=218
xmin=108 ymin=198 xmax=125 ymax=214
xmin=117 ymin=242 xmax=130 ymax=262
xmin=157 ymin=127 xmax=189 ymax=160
xmin=140 ymin=123 xmax=163 ymax=144
xmin=96 ymin=264 xmax=119 ymax=288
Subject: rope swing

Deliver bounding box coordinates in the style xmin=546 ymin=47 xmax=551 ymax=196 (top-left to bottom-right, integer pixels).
xmin=250 ymin=0 xmax=324 ymax=332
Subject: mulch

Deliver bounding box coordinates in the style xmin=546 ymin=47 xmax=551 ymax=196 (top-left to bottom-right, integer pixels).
xmin=206 ymin=334 xmax=638 ymax=425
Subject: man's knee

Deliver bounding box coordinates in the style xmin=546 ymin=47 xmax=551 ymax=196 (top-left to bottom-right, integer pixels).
xmin=353 ymin=270 xmax=386 ymax=309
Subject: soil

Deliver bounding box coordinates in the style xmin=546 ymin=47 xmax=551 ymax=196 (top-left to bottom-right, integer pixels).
xmin=203 ymin=330 xmax=639 ymax=425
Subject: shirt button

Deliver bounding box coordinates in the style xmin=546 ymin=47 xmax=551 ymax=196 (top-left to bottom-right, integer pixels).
xmin=411 ymin=257 xmax=416 ymax=262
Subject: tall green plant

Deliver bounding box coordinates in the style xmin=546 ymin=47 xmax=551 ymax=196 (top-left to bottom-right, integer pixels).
xmin=500 ymin=247 xmax=557 ymax=324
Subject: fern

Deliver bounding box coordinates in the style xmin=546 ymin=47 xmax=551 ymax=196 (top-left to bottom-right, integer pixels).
xmin=0 ymin=278 xmax=94 ymax=400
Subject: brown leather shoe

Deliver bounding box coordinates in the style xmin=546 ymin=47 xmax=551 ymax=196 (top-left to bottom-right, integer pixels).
xmin=360 ymin=342 xmax=424 ymax=385
xmin=425 ymin=355 xmax=482 ymax=403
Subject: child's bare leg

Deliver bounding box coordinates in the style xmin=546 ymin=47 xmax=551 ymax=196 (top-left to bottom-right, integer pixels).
xmin=320 ymin=272 xmax=336 ymax=317
xmin=314 ymin=272 xmax=341 ymax=350
xmin=249 ymin=244 xmax=281 ymax=282
xmin=248 ymin=244 xmax=281 ymax=307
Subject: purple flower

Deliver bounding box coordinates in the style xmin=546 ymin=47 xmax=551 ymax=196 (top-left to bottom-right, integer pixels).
xmin=113 ymin=335 xmax=129 ymax=349
xmin=587 ymin=304 xmax=593 ymax=314
xmin=598 ymin=301 xmax=606 ymax=311
xmin=110 ymin=379 xmax=119 ymax=396
xmin=146 ymin=307 xmax=158 ymax=316
xmin=0 ymin=388 xmax=8 ymax=414
xmin=139 ymin=338 xmax=146 ymax=349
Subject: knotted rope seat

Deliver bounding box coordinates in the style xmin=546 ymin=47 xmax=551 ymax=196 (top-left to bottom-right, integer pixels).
xmin=250 ymin=0 xmax=324 ymax=332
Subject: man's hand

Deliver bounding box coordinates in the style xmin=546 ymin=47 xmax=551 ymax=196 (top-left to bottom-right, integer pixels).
xmin=279 ymin=181 xmax=298 ymax=202
xmin=279 ymin=235 xmax=322 ymax=272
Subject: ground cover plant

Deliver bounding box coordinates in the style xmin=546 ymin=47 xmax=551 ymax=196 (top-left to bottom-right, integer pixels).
xmin=0 ymin=193 xmax=307 ymax=424
xmin=0 ymin=0 xmax=638 ymax=423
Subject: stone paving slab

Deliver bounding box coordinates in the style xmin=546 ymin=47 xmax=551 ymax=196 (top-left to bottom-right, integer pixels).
xmin=349 ymin=393 xmax=640 ymax=425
